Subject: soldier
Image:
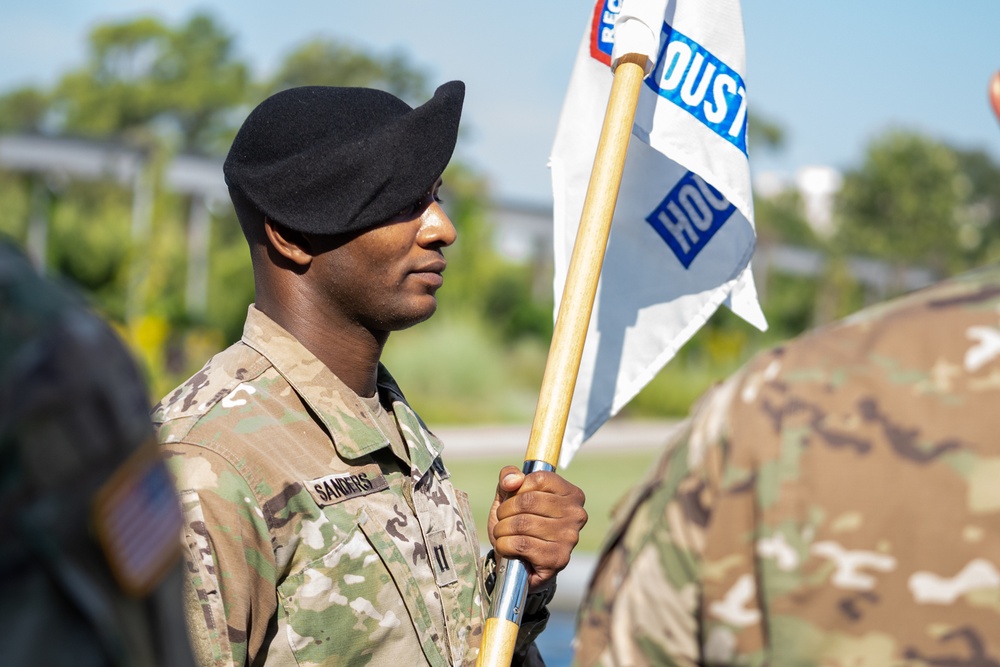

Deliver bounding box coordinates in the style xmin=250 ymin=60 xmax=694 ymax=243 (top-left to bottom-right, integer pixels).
xmin=0 ymin=240 xmax=195 ymax=667
xmin=153 ymin=81 xmax=588 ymax=666
xmin=574 ymin=266 xmax=1000 ymax=666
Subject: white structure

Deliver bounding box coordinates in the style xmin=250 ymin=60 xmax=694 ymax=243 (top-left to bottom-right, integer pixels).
xmin=753 ymin=165 xmax=844 ymax=239
xmin=489 ymin=200 xmax=553 ymax=264
xmin=795 ymin=165 xmax=843 ymax=238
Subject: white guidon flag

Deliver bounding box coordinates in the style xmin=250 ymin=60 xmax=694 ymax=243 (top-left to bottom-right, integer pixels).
xmin=550 ymin=0 xmax=767 ymax=468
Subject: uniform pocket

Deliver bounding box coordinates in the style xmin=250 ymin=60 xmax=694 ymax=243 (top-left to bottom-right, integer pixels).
xmin=277 ymin=510 xmax=450 ymax=667
xmin=359 ymin=509 xmax=451 ymax=667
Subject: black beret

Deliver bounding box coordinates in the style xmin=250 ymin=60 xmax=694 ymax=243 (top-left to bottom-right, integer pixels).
xmin=224 ymin=81 xmax=465 ymax=235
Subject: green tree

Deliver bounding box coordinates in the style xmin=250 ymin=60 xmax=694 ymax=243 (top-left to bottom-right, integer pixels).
xmin=952 ymin=147 xmax=1000 ymax=267
xmin=834 ymin=130 xmax=967 ymax=274
xmin=52 ymin=13 xmax=248 ymax=152
xmin=0 ymin=13 xmax=449 ymax=398
xmin=0 ymin=87 xmax=50 ymax=133
xmin=754 ymin=188 xmax=819 ymax=248
xmin=265 ymin=39 xmax=429 ymax=104
xmin=151 ymin=14 xmax=251 ymax=152
xmin=748 ymin=111 xmax=785 ymax=154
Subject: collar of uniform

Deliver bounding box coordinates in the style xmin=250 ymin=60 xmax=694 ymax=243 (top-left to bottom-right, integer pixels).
xmin=240 ymin=305 xmax=392 ymax=460
xmin=376 ymin=365 xmax=444 ymax=479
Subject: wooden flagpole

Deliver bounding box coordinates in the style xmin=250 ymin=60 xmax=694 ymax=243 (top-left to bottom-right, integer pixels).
xmin=476 ymin=52 xmax=649 ymax=667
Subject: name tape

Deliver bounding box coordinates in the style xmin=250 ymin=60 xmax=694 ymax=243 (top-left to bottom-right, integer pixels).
xmin=305 ymin=466 xmax=389 ymax=507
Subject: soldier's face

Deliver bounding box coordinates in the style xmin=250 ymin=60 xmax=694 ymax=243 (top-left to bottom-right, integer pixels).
xmin=309 ymin=180 xmax=457 ymax=333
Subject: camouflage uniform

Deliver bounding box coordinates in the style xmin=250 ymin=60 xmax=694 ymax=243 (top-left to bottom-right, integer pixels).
xmin=0 ymin=240 xmax=194 ymax=667
xmin=574 ymin=266 xmax=1000 ymax=666
xmin=154 ymin=305 xmax=549 ymax=666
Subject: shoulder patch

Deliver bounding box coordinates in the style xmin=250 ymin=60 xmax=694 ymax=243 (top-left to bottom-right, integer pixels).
xmin=304 ymin=464 xmax=389 ymax=506
xmin=92 ymin=440 xmax=184 ymax=596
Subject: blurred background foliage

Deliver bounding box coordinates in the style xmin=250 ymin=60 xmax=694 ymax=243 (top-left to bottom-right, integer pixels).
xmin=2 ymin=12 xmax=1000 ymax=423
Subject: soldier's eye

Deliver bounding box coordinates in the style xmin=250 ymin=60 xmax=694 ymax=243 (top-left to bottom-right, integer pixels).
xmin=396 ymin=190 xmax=437 ymax=218
xmin=396 ymin=200 xmax=422 ymax=218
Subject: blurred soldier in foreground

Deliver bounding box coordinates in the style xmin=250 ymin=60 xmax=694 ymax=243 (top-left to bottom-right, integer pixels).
xmin=574 ymin=265 xmax=1000 ymax=666
xmin=0 ymin=240 xmax=194 ymax=667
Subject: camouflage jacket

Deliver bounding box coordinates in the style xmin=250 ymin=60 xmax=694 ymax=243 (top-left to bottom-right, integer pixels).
xmin=154 ymin=305 xmax=547 ymax=667
xmin=0 ymin=240 xmax=192 ymax=667
xmin=574 ymin=266 xmax=1000 ymax=666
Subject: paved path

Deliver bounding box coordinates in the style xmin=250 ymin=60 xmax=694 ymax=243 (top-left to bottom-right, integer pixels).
xmin=433 ymin=418 xmax=682 ymax=460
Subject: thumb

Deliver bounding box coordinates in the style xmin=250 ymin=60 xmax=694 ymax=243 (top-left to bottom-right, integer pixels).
xmin=497 ymin=465 xmax=524 ymax=498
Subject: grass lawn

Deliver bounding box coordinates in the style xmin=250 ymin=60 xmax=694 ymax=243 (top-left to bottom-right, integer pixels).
xmin=445 ymin=448 xmax=662 ymax=554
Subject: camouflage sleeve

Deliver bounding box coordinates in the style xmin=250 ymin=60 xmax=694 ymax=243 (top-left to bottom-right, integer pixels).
xmin=162 ymin=444 xmax=278 ymax=667
xmin=574 ymin=376 xmax=744 ymax=667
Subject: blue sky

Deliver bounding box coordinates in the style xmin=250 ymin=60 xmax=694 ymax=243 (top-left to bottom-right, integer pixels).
xmin=2 ymin=1 xmax=999 ymax=205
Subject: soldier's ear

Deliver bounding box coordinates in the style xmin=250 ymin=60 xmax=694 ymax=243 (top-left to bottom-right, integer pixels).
xmin=264 ymin=217 xmax=313 ymax=267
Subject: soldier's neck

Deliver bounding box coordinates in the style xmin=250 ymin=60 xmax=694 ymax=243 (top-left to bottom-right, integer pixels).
xmin=256 ymin=295 xmax=386 ymax=399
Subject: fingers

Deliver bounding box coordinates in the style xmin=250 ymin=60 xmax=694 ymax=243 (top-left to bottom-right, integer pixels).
xmin=494 ymin=471 xmax=586 ymax=521
xmin=493 ymin=534 xmax=574 ymax=590
xmin=487 ymin=465 xmax=527 ymax=550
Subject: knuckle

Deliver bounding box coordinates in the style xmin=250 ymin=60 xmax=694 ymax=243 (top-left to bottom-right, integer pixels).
xmin=556 ymin=524 xmax=580 ymax=549
xmin=565 ymin=528 xmax=581 ymax=550
xmin=495 ymin=499 xmax=515 ymax=521
xmin=516 ymin=491 xmax=539 ymax=514
xmin=533 ymin=470 xmax=556 ymax=483
xmin=511 ymin=513 xmax=533 ymax=536
xmin=512 ymin=535 xmax=532 ymax=556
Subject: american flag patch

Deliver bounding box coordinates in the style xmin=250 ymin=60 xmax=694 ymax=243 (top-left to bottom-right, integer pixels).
xmin=92 ymin=440 xmax=183 ymax=597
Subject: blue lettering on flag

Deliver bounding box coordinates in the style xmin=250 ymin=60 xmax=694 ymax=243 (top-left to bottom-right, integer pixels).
xmin=648 ymin=24 xmax=749 ymax=155
xmin=646 ymin=172 xmax=736 ymax=268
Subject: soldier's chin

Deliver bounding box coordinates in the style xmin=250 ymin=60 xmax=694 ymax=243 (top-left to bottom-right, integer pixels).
xmin=386 ymin=299 xmax=439 ymax=332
